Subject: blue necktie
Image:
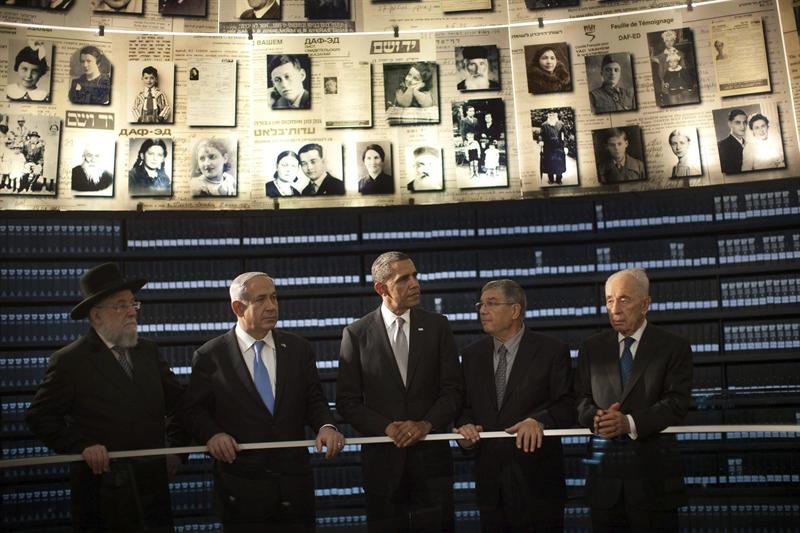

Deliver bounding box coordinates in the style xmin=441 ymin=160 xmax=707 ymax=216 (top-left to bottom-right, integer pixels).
xmin=620 ymin=337 xmax=635 ymax=388
xmin=253 ymin=340 xmax=275 ymax=412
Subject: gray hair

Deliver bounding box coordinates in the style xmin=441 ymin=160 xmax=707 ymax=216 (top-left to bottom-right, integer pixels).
xmin=605 ymin=268 xmax=649 ymax=297
xmin=371 ymin=251 xmax=410 ymax=284
xmin=229 ymin=271 xmax=271 ymax=303
xmin=482 ymin=279 xmax=527 ymax=312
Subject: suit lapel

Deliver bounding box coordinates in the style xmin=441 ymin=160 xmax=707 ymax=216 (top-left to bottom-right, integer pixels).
xmin=476 ymin=337 xmax=499 ymax=411
xmin=273 ymin=331 xmax=289 ymax=413
xmin=600 ymin=332 xmax=624 ymax=399
xmin=621 ymin=325 xmax=655 ymax=403
xmin=224 ymin=329 xmax=272 ymax=415
xmin=86 ymin=329 xmax=139 ymax=399
xmin=370 ymin=309 xmax=406 ymax=391
xmin=128 ymin=343 xmax=161 ymax=417
xmin=501 ymin=329 xmax=537 ymax=410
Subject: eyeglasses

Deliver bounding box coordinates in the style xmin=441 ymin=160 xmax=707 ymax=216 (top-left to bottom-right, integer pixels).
xmin=474 ymin=301 xmax=515 ymax=311
xmin=96 ymin=301 xmax=142 ymax=313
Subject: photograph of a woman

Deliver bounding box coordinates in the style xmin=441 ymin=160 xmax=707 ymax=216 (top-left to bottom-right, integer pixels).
xmin=667 ymin=128 xmax=701 ymax=178
xmin=524 ymin=43 xmax=571 ymax=94
xmin=128 ymin=138 xmax=172 ymax=196
xmin=741 ymin=113 xmax=785 ymax=171
xmin=265 ymin=150 xmax=312 ymax=197
xmin=531 ymin=107 xmax=578 ymax=187
xmin=189 ymin=137 xmax=237 ymax=197
xmin=68 ymin=45 xmax=112 ymax=105
xmin=357 ymin=142 xmax=394 ymax=195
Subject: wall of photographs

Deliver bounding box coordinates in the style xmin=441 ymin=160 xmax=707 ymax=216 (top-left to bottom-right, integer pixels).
xmin=0 ymin=0 xmax=798 ymax=211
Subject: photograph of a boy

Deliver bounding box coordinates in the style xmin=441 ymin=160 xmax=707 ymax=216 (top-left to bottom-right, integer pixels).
xmin=129 ymin=64 xmax=173 ymax=124
xmin=6 ymin=41 xmax=53 ymax=103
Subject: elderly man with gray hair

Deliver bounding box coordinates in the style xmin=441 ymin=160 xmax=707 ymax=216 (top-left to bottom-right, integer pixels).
xmin=181 ymin=271 xmax=344 ymax=531
xmin=576 ymin=268 xmax=693 ymax=532
xmin=455 ymin=279 xmax=574 ymax=532
xmin=337 ymin=251 xmax=463 ymax=532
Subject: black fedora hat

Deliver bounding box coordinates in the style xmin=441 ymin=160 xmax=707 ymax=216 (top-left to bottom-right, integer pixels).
xmin=70 ymin=263 xmax=147 ymax=320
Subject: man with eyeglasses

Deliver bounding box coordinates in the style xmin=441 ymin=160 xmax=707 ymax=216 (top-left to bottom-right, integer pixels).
xmin=27 ymin=262 xmax=184 ymax=531
xmin=575 ymin=268 xmax=692 ymax=531
xmin=337 ymin=251 xmax=463 ymax=532
xmin=181 ymin=272 xmax=344 ymax=531
xmin=455 ymin=279 xmax=574 ymax=532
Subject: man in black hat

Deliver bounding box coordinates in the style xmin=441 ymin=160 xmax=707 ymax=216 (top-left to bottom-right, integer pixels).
xmin=457 ymin=45 xmax=500 ymax=91
xmin=26 ymin=262 xmax=184 ymax=532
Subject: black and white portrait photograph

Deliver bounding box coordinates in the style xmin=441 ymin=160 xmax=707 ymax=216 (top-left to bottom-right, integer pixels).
xmin=265 ymin=142 xmax=344 ymax=198
xmin=383 ymin=62 xmax=440 ymax=126
xmin=0 ymin=114 xmax=60 ymax=196
xmin=585 ymin=52 xmax=636 ymax=114
xmin=406 ymin=145 xmax=444 ymax=192
xmin=159 ymin=0 xmax=207 ymax=16
xmin=324 ymin=77 xmax=338 ymax=94
xmin=452 ymin=98 xmax=507 ymax=189
xmin=647 ymin=28 xmax=700 ymax=107
xmin=69 ymin=132 xmax=116 ymax=197
xmin=305 ymin=0 xmax=349 ymax=19
xmin=267 ymin=54 xmax=311 ymax=110
xmin=127 ymin=61 xmax=174 ymax=124
xmin=712 ymin=103 xmax=785 ymax=174
xmin=664 ymin=127 xmax=702 ymax=178
xmin=455 ymin=45 xmax=500 ymax=92
xmin=591 ymin=125 xmax=646 ymax=184
xmin=356 ymin=141 xmax=394 ymax=195
xmin=189 ymin=136 xmax=238 ymax=197
xmin=6 ymin=40 xmax=53 ymax=103
xmin=68 ymin=45 xmax=112 ymax=106
xmin=0 ymin=0 xmax=73 ymax=10
xmin=531 ymin=107 xmax=578 ymax=187
xmin=524 ymin=0 xmax=579 ymax=9
xmin=238 ymin=0 xmax=281 ymax=20
xmin=128 ymin=137 xmax=173 ymax=197
xmin=91 ymin=0 xmax=144 ymax=14
xmin=524 ymin=43 xmax=572 ymax=95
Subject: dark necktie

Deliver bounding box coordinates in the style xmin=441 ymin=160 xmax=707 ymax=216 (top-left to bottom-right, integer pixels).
xmin=495 ymin=344 xmax=508 ymax=408
xmin=112 ymin=346 xmax=134 ymax=379
xmin=145 ymin=88 xmax=154 ymax=113
xmin=620 ymin=337 xmax=635 ymax=388
xmin=393 ymin=317 xmax=409 ymax=385
xmin=253 ymin=340 xmax=275 ymax=412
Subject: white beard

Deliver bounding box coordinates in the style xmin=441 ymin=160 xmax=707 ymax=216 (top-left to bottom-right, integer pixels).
xmin=82 ymin=163 xmax=104 ymax=184
xmin=464 ymin=75 xmax=490 ymax=90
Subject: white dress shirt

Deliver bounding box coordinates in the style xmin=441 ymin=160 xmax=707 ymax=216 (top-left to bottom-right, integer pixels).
xmin=235 ymin=324 xmax=277 ymax=394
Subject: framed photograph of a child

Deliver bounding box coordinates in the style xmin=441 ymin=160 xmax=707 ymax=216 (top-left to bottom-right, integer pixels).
xmin=383 ymin=62 xmax=440 ymax=126
xmin=647 ymin=28 xmax=700 ymax=107
xmin=6 ymin=40 xmax=54 ymax=103
xmin=127 ymin=61 xmax=174 ymax=124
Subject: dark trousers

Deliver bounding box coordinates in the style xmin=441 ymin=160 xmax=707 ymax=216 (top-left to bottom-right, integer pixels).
xmin=214 ymin=460 xmax=315 ymax=533
xmin=591 ymin=487 xmax=678 ymax=533
xmin=71 ymin=459 xmax=173 ymax=532
xmin=364 ymin=453 xmax=454 ymax=533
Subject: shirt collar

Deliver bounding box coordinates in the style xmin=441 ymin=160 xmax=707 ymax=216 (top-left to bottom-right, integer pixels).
xmin=380 ymin=303 xmax=411 ymax=329
xmin=235 ymin=323 xmax=275 ymax=352
xmin=493 ymin=324 xmax=525 ymax=354
xmin=253 ymin=0 xmax=277 ymax=17
xmin=618 ymin=319 xmax=648 ymax=344
xmin=94 ymin=328 xmax=115 ymax=351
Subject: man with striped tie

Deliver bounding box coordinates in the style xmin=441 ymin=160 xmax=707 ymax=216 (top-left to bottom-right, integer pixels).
xmin=182 ymin=271 xmax=344 ymax=531
xmin=576 ymin=268 xmax=693 ymax=532
xmin=455 ymin=279 xmax=574 ymax=532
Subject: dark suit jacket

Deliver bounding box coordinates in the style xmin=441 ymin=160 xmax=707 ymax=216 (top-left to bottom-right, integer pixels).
xmin=358 ymin=172 xmax=394 ymax=195
xmin=718 ymin=134 xmax=744 ymax=174
xmin=575 ymin=323 xmax=693 ymax=510
xmin=458 ymin=329 xmax=575 ymax=508
xmin=71 ymin=165 xmax=113 ymax=192
xmin=336 ymin=306 xmax=464 ymax=492
xmin=182 ymin=328 xmax=334 ymax=471
xmin=313 ymin=173 xmax=345 ymax=195
xmin=26 ymin=328 xmax=184 ymax=528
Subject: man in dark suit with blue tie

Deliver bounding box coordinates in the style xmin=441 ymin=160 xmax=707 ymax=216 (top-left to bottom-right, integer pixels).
xmin=576 ymin=268 xmax=693 ymax=532
xmin=181 ymin=271 xmax=345 ymax=531
xmin=337 ymin=251 xmax=464 ymax=532
xmin=456 ymin=279 xmax=575 ymax=532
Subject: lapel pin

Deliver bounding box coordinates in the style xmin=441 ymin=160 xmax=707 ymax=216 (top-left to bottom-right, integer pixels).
xmin=280 ymin=343 xmax=286 ymax=348
xmin=417 ymin=327 xmax=424 ymax=331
